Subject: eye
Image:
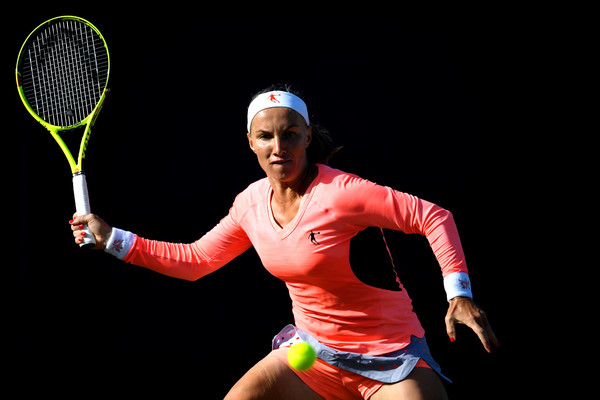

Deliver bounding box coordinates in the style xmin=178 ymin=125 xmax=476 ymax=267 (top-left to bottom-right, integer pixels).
xmin=258 ymin=133 xmax=272 ymax=140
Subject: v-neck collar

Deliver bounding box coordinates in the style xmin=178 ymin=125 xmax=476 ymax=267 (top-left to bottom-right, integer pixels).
xmin=266 ymin=165 xmax=321 ymax=239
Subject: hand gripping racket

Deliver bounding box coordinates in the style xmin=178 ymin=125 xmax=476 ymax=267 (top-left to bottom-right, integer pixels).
xmin=16 ymin=16 xmax=110 ymax=248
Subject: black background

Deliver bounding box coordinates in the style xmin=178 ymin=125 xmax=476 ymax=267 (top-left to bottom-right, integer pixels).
xmin=8 ymin=6 xmax=549 ymax=399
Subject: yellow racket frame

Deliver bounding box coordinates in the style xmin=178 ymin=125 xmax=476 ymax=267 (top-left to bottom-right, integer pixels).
xmin=15 ymin=15 xmax=110 ymax=174
xmin=16 ymin=15 xmax=110 ymax=248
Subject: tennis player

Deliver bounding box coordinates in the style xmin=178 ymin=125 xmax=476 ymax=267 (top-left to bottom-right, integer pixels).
xmin=70 ymin=85 xmax=498 ymax=400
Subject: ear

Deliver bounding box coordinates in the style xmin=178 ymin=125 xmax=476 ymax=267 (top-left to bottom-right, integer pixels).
xmin=305 ymin=126 xmax=312 ymax=148
xmin=247 ymin=132 xmax=256 ymax=153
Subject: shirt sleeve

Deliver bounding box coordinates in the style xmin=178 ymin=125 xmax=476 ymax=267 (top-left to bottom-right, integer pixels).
xmin=334 ymin=174 xmax=469 ymax=278
xmin=118 ymin=211 xmax=252 ymax=281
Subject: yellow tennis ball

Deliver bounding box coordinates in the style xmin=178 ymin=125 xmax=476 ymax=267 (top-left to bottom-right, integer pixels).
xmin=287 ymin=342 xmax=316 ymax=371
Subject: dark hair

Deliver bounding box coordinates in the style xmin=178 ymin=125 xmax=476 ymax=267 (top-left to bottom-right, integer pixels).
xmin=251 ymin=83 xmax=342 ymax=165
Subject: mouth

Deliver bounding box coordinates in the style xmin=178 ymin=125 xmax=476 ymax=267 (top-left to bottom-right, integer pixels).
xmin=270 ymin=159 xmax=292 ymax=165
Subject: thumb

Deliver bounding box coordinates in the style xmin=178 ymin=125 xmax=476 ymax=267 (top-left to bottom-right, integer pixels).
xmin=72 ymin=212 xmax=91 ymax=225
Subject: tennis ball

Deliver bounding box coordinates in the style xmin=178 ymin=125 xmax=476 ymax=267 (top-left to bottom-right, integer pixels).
xmin=287 ymin=342 xmax=316 ymax=371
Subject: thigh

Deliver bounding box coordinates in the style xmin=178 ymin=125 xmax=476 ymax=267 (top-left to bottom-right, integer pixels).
xmin=224 ymin=352 xmax=325 ymax=400
xmin=370 ymin=368 xmax=449 ymax=400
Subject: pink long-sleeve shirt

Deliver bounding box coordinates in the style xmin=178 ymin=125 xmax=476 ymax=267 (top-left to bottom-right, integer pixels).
xmin=119 ymin=164 xmax=468 ymax=355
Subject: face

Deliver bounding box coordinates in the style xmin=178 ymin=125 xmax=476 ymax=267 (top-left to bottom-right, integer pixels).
xmin=247 ymin=107 xmax=312 ymax=184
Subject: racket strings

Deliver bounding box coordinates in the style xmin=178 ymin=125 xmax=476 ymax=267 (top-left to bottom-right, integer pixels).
xmin=20 ymin=19 xmax=109 ymax=127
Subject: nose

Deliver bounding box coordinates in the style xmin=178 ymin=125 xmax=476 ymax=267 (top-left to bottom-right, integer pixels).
xmin=272 ymin=135 xmax=286 ymax=156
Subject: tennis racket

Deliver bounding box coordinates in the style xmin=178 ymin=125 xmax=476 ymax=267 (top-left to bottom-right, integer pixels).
xmin=16 ymin=16 xmax=110 ymax=248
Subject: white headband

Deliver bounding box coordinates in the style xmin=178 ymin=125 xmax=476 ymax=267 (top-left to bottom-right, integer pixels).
xmin=247 ymin=91 xmax=310 ymax=132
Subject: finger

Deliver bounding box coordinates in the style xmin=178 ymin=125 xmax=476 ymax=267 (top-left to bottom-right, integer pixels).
xmin=70 ymin=214 xmax=80 ymax=227
xmin=71 ymin=213 xmax=88 ymax=224
xmin=482 ymin=314 xmax=500 ymax=349
xmin=74 ymin=234 xmax=85 ymax=244
xmin=73 ymin=230 xmax=86 ymax=239
xmin=70 ymin=214 xmax=91 ymax=229
xmin=463 ymin=312 xmax=495 ymax=353
xmin=71 ymin=222 xmax=83 ymax=232
xmin=444 ymin=315 xmax=457 ymax=343
xmin=472 ymin=323 xmax=493 ymax=353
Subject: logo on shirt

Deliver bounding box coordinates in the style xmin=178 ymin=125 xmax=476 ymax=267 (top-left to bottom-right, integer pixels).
xmin=308 ymin=231 xmax=321 ymax=245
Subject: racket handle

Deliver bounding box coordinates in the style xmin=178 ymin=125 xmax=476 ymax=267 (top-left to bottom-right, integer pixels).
xmin=72 ymin=172 xmax=96 ymax=248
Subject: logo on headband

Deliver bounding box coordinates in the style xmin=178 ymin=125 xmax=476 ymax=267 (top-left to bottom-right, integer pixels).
xmin=268 ymin=93 xmax=281 ymax=103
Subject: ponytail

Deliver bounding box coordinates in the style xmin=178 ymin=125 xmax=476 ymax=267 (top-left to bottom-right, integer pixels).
xmin=307 ymin=122 xmax=342 ymax=165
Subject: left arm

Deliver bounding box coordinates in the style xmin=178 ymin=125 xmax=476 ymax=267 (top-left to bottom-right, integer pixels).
xmin=339 ymin=174 xmax=499 ymax=352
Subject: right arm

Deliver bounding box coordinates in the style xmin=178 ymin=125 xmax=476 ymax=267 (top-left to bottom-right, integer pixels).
xmin=70 ymin=212 xmax=252 ymax=281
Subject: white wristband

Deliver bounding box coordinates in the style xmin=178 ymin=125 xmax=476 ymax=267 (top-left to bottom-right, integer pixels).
xmin=443 ymin=272 xmax=473 ymax=301
xmin=104 ymin=227 xmax=135 ymax=260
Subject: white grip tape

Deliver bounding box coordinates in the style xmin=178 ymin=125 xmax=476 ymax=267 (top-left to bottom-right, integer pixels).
xmin=72 ymin=173 xmax=96 ymax=248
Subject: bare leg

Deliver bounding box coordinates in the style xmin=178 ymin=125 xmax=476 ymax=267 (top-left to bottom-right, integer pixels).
xmin=224 ymin=352 xmax=325 ymax=400
xmin=370 ymin=368 xmax=449 ymax=400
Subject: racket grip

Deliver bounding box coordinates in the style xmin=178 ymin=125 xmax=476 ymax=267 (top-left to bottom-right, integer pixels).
xmin=72 ymin=172 xmax=96 ymax=248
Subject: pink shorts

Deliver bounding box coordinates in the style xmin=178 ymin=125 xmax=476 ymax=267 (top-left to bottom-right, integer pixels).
xmin=271 ymin=347 xmax=432 ymax=400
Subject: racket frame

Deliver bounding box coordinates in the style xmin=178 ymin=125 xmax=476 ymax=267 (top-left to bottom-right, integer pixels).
xmin=15 ymin=15 xmax=111 ymax=248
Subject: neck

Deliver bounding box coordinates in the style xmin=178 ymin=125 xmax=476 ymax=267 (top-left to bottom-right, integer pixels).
xmin=269 ymin=164 xmax=317 ymax=205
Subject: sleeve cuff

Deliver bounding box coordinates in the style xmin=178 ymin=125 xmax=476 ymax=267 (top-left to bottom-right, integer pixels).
xmin=104 ymin=227 xmax=136 ymax=260
xmin=443 ymin=272 xmax=473 ymax=301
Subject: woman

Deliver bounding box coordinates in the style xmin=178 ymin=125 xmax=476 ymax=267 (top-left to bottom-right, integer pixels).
xmin=70 ymin=85 xmax=498 ymax=399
